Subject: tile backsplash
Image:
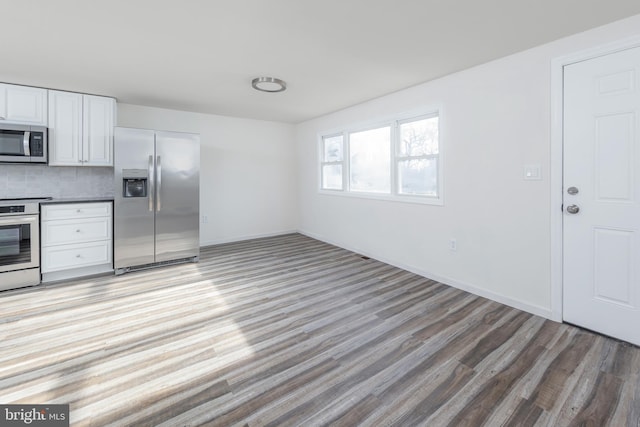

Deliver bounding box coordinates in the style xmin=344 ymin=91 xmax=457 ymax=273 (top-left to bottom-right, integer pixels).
xmin=0 ymin=165 xmax=114 ymax=199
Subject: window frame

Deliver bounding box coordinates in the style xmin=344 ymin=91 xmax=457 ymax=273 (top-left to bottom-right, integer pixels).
xmin=318 ymin=108 xmax=443 ymax=206
xmin=395 ymin=112 xmax=440 ymax=198
xmin=347 ymin=124 xmax=393 ymax=195
xmin=320 ymin=133 xmax=346 ymax=191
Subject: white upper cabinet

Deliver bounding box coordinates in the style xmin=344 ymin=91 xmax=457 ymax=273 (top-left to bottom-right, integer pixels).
xmin=48 ymin=91 xmax=116 ymax=167
xmin=83 ymin=95 xmax=115 ymax=166
xmin=0 ymin=84 xmax=47 ymax=125
xmin=48 ymin=91 xmax=83 ymax=165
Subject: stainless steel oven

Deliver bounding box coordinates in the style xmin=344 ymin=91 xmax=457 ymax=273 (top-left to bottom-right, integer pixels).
xmin=0 ymin=199 xmax=44 ymax=291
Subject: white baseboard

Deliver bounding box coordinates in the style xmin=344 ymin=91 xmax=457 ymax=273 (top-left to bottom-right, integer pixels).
xmin=299 ymin=230 xmax=555 ymax=321
xmin=200 ymin=229 xmax=298 ymax=247
xmin=42 ymin=263 xmax=114 ymax=284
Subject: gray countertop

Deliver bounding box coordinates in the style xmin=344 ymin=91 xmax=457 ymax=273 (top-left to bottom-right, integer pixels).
xmin=39 ymin=197 xmax=114 ymax=205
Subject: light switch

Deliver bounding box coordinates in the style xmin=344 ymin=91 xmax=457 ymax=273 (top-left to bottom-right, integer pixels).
xmin=523 ymin=164 xmax=542 ymax=181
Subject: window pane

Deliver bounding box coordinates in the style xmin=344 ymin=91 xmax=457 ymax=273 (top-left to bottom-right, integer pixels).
xmin=322 ymin=164 xmax=343 ymax=190
xmin=349 ymin=127 xmax=391 ymax=193
xmin=398 ymin=158 xmax=438 ymax=196
xmin=323 ymin=135 xmax=343 ymax=162
xmin=398 ymin=116 xmax=439 ymax=156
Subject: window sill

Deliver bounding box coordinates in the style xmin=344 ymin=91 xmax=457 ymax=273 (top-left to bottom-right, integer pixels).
xmin=318 ymin=189 xmax=444 ymax=206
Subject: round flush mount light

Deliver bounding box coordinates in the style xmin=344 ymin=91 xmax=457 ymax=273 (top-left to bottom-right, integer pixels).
xmin=252 ymin=77 xmax=287 ymax=93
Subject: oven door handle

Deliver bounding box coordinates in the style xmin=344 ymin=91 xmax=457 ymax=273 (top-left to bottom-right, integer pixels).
xmin=0 ymin=216 xmax=37 ymax=226
xmin=23 ymin=131 xmax=31 ymax=156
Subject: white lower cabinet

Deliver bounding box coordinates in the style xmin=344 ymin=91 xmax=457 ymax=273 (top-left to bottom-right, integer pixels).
xmin=41 ymin=202 xmax=113 ymax=282
xmin=43 ymin=241 xmax=111 ymax=272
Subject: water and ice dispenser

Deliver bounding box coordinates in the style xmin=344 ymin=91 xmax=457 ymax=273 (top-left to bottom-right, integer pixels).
xmin=122 ymin=169 xmax=148 ymax=198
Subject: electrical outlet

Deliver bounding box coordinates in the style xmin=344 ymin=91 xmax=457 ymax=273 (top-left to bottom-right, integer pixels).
xmin=201 ymin=215 xmax=208 ymax=224
xmin=449 ymin=238 xmax=457 ymax=252
xmin=523 ymin=164 xmax=542 ymax=180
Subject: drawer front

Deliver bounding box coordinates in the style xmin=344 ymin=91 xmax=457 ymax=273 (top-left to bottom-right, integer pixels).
xmin=42 ymin=202 xmax=112 ymax=221
xmin=42 ymin=241 xmax=112 ymax=273
xmin=42 ymin=217 xmax=112 ymax=246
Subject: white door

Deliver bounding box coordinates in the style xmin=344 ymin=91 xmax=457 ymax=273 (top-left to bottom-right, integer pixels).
xmin=563 ymin=46 xmax=640 ymax=346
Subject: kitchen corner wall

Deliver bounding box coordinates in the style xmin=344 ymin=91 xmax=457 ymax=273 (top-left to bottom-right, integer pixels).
xmin=116 ymin=103 xmax=298 ymax=246
xmin=0 ymin=104 xmax=298 ymax=247
xmin=0 ymin=165 xmax=114 ymax=199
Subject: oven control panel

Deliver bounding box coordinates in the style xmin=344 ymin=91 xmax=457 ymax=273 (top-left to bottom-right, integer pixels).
xmin=0 ymin=206 xmax=26 ymax=214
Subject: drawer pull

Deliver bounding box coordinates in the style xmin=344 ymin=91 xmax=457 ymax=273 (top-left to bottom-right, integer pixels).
xmin=76 ymin=229 xmax=81 ymax=233
xmin=76 ymin=209 xmax=82 ymax=213
xmin=76 ymin=254 xmax=82 ymax=258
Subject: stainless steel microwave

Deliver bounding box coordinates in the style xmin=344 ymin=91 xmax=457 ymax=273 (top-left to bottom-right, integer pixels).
xmin=0 ymin=123 xmax=48 ymax=164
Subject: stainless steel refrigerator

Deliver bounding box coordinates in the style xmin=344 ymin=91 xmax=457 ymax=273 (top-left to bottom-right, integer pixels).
xmin=114 ymin=127 xmax=200 ymax=274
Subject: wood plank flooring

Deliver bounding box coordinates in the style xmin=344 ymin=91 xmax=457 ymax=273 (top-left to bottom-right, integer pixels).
xmin=1 ymin=233 xmax=639 ymax=426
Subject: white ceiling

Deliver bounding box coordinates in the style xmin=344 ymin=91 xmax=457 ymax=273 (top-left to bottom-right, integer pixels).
xmin=2 ymin=1 xmax=640 ymax=123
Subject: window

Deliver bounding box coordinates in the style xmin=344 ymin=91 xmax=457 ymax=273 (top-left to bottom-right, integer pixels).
xmin=319 ymin=111 xmax=442 ymax=204
xmin=320 ymin=134 xmax=344 ymax=190
xmin=349 ymin=126 xmax=391 ymax=193
xmin=397 ymin=115 xmax=439 ymax=197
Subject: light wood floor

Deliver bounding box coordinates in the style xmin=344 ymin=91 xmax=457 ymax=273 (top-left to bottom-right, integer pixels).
xmin=1 ymin=233 xmax=639 ymax=426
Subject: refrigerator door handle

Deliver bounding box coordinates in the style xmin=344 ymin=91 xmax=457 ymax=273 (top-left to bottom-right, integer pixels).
xmin=148 ymin=155 xmax=154 ymax=212
xmin=156 ymin=155 xmax=162 ymax=212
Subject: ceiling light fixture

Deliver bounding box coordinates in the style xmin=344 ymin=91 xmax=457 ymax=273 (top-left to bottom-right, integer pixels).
xmin=252 ymin=77 xmax=287 ymax=93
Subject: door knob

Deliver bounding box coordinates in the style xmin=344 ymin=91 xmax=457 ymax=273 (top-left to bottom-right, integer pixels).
xmin=567 ymin=186 xmax=579 ymax=195
xmin=566 ymin=204 xmax=580 ymax=214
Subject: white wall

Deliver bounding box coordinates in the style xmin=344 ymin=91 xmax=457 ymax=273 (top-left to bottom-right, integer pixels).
xmin=295 ymin=14 xmax=640 ymax=318
xmin=117 ymin=104 xmax=297 ymax=246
